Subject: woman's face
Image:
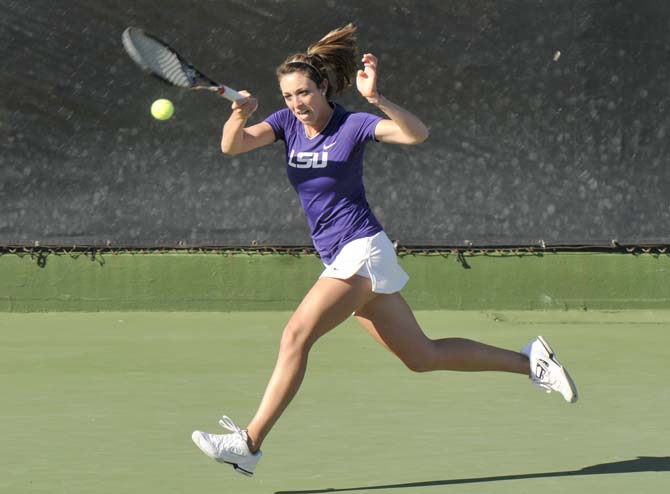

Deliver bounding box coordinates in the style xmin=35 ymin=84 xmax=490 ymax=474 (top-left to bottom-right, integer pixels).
xmin=279 ymin=71 xmax=328 ymax=126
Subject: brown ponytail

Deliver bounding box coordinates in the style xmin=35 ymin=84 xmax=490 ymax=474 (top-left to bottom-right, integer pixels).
xmin=276 ymin=23 xmax=358 ymax=99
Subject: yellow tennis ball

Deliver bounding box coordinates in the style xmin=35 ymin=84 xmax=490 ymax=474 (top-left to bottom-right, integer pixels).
xmin=151 ymin=99 xmax=174 ymax=120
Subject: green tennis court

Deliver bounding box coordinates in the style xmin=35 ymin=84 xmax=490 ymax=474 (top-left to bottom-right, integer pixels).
xmin=1 ymin=310 xmax=668 ymax=494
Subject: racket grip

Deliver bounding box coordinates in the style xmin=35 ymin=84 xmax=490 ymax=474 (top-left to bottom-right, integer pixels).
xmin=218 ymin=85 xmax=245 ymax=102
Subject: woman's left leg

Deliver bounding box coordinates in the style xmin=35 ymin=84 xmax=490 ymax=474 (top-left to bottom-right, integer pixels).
xmin=354 ymin=292 xmax=529 ymax=374
xmin=245 ymin=275 xmax=377 ymax=450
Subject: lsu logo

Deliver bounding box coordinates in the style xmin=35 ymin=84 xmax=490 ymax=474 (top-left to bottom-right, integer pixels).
xmin=288 ymin=150 xmax=329 ymax=168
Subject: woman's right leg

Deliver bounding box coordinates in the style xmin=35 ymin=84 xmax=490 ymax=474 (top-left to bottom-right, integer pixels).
xmin=245 ymin=275 xmax=377 ymax=452
xmin=354 ymin=292 xmax=529 ymax=374
xmin=354 ymin=292 xmax=577 ymax=402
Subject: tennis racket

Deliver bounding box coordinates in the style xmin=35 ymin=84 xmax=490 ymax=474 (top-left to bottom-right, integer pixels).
xmin=121 ymin=27 xmax=244 ymax=102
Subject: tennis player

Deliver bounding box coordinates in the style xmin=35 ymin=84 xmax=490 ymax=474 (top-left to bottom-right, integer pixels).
xmin=191 ymin=24 xmax=577 ymax=476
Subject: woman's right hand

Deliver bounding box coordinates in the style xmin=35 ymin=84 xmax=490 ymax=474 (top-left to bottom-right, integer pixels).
xmin=227 ymin=90 xmax=258 ymax=120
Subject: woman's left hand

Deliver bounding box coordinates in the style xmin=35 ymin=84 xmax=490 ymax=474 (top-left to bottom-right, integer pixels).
xmin=357 ymin=53 xmax=381 ymax=104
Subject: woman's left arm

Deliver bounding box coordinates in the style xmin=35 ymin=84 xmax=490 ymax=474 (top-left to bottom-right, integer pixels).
xmin=357 ymin=53 xmax=429 ymax=145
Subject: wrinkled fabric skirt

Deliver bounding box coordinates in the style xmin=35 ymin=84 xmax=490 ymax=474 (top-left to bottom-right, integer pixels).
xmin=320 ymin=231 xmax=409 ymax=294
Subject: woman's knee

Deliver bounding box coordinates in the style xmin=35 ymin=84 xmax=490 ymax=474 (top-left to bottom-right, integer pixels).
xmin=398 ymin=341 xmax=438 ymax=373
xmin=279 ymin=320 xmax=318 ymax=355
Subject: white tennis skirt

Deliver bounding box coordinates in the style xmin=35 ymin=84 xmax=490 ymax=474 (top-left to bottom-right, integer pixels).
xmin=320 ymin=231 xmax=409 ymax=294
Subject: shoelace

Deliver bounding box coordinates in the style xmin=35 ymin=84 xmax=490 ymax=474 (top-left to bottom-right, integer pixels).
xmin=214 ymin=415 xmax=252 ymax=455
xmin=532 ymin=359 xmax=556 ymax=393
xmin=219 ymin=415 xmax=245 ymax=436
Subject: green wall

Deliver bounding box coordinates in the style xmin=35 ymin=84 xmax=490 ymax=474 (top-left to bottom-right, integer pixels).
xmin=1 ymin=251 xmax=668 ymax=312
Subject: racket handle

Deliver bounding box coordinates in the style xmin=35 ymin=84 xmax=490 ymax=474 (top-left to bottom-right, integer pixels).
xmin=217 ymin=85 xmax=245 ymax=102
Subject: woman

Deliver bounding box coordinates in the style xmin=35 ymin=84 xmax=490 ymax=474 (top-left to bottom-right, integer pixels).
xmin=191 ymin=24 xmax=577 ymax=477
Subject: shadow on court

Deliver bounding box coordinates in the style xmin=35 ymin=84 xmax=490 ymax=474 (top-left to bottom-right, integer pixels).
xmin=275 ymin=456 xmax=670 ymax=493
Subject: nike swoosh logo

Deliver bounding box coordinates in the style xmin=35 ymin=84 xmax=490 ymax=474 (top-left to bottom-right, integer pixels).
xmin=323 ymin=142 xmax=337 ymax=150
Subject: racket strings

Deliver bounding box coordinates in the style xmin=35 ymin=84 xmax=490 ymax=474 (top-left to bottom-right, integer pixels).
xmin=124 ymin=30 xmax=191 ymax=87
xmin=139 ymin=37 xmax=189 ymax=87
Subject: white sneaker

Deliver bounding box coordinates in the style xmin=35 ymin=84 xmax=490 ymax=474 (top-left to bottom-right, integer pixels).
xmin=191 ymin=416 xmax=262 ymax=476
xmin=521 ymin=336 xmax=578 ymax=403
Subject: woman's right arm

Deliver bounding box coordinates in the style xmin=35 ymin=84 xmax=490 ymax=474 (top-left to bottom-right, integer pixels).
xmin=221 ymin=90 xmax=276 ymax=155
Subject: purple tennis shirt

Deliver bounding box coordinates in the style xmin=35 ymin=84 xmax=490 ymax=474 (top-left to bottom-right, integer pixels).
xmin=264 ymin=103 xmax=384 ymax=264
